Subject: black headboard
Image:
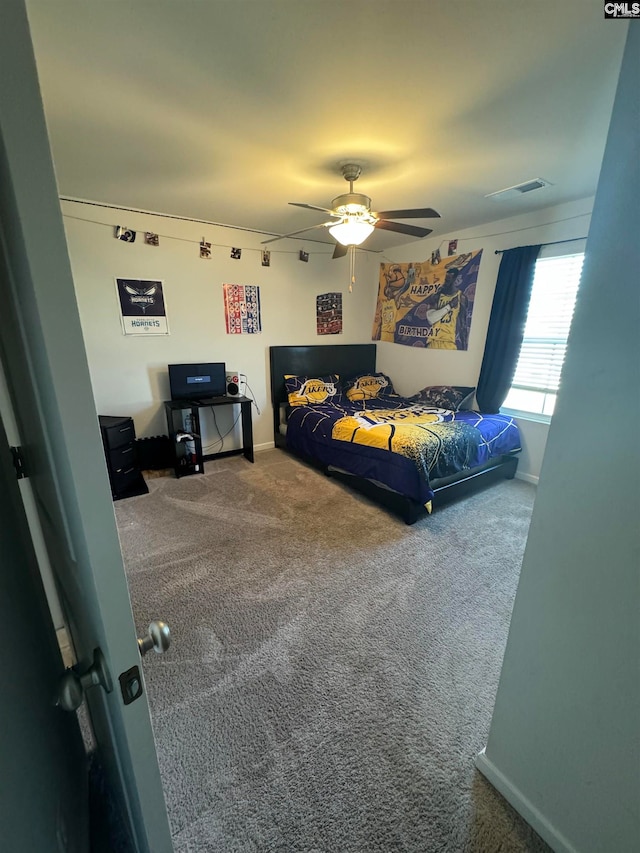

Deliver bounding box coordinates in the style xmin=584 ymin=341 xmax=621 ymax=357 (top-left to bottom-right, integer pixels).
xmin=269 ymin=344 xmax=377 ymax=438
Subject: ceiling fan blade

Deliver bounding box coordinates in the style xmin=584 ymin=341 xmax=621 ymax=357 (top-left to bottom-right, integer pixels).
xmin=261 ymin=222 xmax=332 ymax=244
xmin=332 ymin=243 xmax=349 ymax=259
xmin=374 ymin=208 xmax=441 ymax=220
xmin=289 ymin=202 xmax=337 ymax=215
xmin=374 ymin=220 xmax=433 ymax=238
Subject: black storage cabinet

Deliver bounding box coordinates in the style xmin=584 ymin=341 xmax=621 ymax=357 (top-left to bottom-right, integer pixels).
xmin=98 ymin=415 xmax=149 ymax=500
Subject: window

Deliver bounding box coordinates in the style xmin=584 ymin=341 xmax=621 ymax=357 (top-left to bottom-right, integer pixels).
xmin=502 ymin=252 xmax=584 ymax=418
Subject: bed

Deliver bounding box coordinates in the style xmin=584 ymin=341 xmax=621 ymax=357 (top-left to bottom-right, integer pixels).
xmin=269 ymin=344 xmax=521 ymax=524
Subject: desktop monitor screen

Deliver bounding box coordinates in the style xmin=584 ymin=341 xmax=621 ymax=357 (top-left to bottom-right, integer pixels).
xmin=168 ymin=362 xmax=226 ymax=400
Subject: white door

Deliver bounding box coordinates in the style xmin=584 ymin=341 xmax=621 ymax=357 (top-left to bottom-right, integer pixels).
xmin=0 ymin=3 xmax=173 ymax=851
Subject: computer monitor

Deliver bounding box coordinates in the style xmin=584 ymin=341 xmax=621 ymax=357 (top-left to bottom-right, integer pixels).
xmin=168 ymin=362 xmax=226 ymax=400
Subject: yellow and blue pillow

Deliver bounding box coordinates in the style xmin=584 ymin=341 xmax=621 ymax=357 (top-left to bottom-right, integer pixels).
xmin=285 ymin=374 xmax=342 ymax=407
xmin=343 ymin=372 xmax=398 ymax=402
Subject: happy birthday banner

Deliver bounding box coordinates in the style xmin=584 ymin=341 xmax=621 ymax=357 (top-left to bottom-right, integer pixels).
xmin=372 ymin=250 xmax=483 ymax=350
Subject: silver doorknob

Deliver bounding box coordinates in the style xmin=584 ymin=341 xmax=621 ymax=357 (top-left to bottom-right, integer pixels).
xmin=57 ymin=647 xmax=113 ymax=712
xmin=138 ymin=620 xmax=171 ymax=656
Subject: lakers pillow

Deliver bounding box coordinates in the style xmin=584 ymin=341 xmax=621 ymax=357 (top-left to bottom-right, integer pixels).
xmin=408 ymin=385 xmax=476 ymax=411
xmin=285 ymin=374 xmax=342 ymax=407
xmin=343 ymin=372 xmax=397 ymax=402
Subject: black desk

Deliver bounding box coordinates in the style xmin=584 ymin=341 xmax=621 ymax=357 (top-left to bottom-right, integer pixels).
xmin=164 ymin=397 xmax=254 ymax=477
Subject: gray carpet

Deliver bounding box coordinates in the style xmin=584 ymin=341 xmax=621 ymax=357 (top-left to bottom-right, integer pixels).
xmin=116 ymin=449 xmax=550 ymax=853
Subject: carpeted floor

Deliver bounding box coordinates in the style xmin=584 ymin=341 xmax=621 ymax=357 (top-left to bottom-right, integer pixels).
xmin=116 ymin=449 xmax=550 ymax=853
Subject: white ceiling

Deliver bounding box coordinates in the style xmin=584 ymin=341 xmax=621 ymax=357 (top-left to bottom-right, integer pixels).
xmin=25 ymin=1 xmax=627 ymax=253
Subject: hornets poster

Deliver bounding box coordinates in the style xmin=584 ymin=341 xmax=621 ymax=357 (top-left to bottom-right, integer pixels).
xmin=372 ymin=250 xmax=482 ymax=349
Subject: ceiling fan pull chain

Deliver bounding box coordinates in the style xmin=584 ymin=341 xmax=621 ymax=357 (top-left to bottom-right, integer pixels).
xmin=349 ymin=245 xmax=355 ymax=293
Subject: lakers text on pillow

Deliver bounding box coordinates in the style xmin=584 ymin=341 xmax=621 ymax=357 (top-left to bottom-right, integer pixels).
xmin=284 ymin=374 xmax=342 ymax=407
xmin=343 ymin=372 xmax=398 ymax=402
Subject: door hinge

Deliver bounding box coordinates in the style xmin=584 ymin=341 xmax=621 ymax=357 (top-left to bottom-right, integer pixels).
xmin=10 ymin=445 xmax=26 ymax=479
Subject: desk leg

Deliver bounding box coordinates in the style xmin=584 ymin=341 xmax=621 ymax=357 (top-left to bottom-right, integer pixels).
xmin=190 ymin=406 xmax=205 ymax=472
xmin=190 ymin=405 xmax=201 ymax=439
xmin=165 ymin=403 xmax=180 ymax=477
xmin=241 ymin=401 xmax=254 ymax=463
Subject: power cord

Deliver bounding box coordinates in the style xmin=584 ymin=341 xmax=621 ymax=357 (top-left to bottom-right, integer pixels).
xmin=240 ymin=373 xmax=261 ymax=415
xmin=211 ymin=407 xmax=223 ymax=452
xmin=201 ymin=409 xmax=242 ymax=453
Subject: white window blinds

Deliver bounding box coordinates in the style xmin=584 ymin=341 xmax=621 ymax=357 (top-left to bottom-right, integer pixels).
xmin=504 ymin=252 xmax=584 ymax=416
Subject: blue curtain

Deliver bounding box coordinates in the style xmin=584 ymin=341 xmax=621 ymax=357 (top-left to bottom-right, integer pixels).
xmin=476 ymin=245 xmax=541 ymax=413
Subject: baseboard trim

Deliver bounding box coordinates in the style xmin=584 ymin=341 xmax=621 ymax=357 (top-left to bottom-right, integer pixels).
xmin=475 ymin=749 xmax=577 ymax=853
xmin=255 ymin=441 xmax=275 ymax=453
xmin=515 ymin=471 xmax=539 ymax=486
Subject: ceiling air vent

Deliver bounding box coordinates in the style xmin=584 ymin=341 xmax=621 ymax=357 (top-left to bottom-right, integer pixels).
xmin=485 ymin=178 xmax=552 ymax=201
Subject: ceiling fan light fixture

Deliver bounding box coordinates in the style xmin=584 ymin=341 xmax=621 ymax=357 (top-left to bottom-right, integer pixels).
xmin=331 ymin=193 xmax=372 ymax=216
xmin=329 ymin=217 xmax=376 ymax=246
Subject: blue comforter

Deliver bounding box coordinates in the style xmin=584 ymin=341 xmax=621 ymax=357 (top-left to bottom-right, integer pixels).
xmin=285 ymin=397 xmax=521 ymax=507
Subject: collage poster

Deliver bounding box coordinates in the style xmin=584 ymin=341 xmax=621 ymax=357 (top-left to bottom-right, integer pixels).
xmin=223 ymin=284 xmax=262 ymax=335
xmin=371 ymin=250 xmax=483 ymax=350
xmin=316 ymin=292 xmax=343 ymax=336
xmin=115 ymin=278 xmax=169 ymax=335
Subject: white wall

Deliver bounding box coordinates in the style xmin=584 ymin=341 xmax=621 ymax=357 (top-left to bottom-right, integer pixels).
xmin=62 ymin=195 xmax=591 ymax=477
xmin=477 ymin=25 xmax=639 ymax=853
xmin=510 ymin=418 xmax=549 ymax=486
xmin=61 ymin=201 xmax=378 ymax=451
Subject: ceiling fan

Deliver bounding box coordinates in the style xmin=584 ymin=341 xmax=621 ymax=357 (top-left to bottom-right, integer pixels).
xmin=262 ymin=163 xmax=441 ymax=258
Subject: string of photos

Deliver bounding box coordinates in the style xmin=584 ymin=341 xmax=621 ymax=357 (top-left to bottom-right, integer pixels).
xmin=62 ymin=199 xmax=370 ymax=293
xmin=112 ymin=220 xmax=363 ymax=290
xmin=113 ymin=223 xmax=327 ymax=265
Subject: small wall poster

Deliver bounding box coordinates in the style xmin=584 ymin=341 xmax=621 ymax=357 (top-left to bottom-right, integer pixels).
xmin=316 ymin=292 xmax=343 ymax=335
xmin=223 ymin=284 xmax=262 ymax=334
xmin=115 ymin=278 xmax=169 ymax=335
